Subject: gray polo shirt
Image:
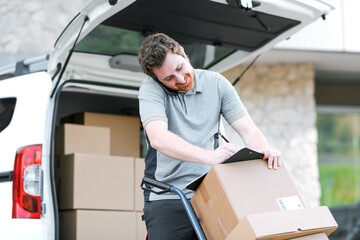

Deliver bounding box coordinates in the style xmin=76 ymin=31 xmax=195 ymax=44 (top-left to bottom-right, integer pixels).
xmin=139 ymin=69 xmax=248 ymax=201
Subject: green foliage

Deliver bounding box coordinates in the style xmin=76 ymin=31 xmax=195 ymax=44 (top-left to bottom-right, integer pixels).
xmin=317 ymin=114 xmax=359 ymax=157
xmin=319 ymin=162 xmax=360 ymax=206
xmin=317 ymin=113 xmax=360 ymax=206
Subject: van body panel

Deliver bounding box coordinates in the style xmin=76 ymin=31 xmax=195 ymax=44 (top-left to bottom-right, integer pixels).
xmin=0 ymin=72 xmax=52 ymax=170
xmin=0 ymin=72 xmax=52 ymax=239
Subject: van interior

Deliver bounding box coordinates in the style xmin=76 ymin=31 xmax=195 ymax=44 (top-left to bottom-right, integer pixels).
xmin=54 ymin=85 xmax=149 ymax=239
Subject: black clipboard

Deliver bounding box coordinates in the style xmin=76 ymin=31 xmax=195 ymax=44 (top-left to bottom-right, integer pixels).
xmin=186 ymin=147 xmax=264 ymax=191
xmin=223 ymin=147 xmax=264 ymax=164
xmin=186 ymin=174 xmax=207 ymax=191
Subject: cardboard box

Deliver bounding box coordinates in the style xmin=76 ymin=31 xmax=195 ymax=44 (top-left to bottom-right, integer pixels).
xmin=190 ymin=160 xmax=338 ymax=240
xmin=58 ymin=153 xmax=134 ymax=210
xmin=55 ymin=123 xmax=110 ymax=156
xmin=135 ymin=158 xmax=145 ymax=211
xmin=226 ymin=207 xmax=336 ymax=240
xmin=64 ymin=112 xmax=141 ymax=157
xmin=290 ymin=233 xmax=329 ymax=240
xmin=59 ymin=210 xmax=136 ymax=240
xmin=136 ymin=211 xmax=147 ymax=240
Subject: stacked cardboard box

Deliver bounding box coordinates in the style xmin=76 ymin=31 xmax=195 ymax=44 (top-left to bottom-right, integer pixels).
xmin=61 ymin=112 xmax=140 ymax=157
xmin=57 ymin=153 xmax=134 ymax=210
xmin=55 ymin=123 xmax=111 ymax=156
xmin=190 ymin=159 xmax=338 ymax=240
xmin=55 ymin=113 xmax=146 ymax=240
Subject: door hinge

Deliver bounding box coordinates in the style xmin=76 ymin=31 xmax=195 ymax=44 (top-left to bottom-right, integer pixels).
xmin=0 ymin=171 xmax=13 ymax=183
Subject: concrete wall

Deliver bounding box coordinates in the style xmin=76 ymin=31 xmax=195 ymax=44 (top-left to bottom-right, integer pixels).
xmin=222 ymin=63 xmax=320 ymax=207
xmin=0 ymin=0 xmax=88 ymax=64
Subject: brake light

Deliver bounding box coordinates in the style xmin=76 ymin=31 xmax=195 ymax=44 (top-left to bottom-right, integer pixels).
xmin=12 ymin=145 xmax=42 ymax=219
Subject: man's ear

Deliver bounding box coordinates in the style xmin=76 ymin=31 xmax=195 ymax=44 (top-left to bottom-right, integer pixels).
xmin=154 ymin=79 xmax=178 ymax=96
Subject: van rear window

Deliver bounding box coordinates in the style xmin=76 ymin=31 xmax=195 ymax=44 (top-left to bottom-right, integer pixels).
xmin=0 ymin=98 xmax=16 ymax=133
xmin=74 ymin=25 xmax=235 ymax=70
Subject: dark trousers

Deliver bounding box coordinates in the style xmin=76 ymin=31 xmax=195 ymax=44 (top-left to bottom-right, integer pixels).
xmin=143 ymin=199 xmax=198 ymax=240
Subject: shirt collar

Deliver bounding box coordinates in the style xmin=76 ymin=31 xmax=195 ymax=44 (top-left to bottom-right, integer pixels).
xmin=185 ymin=69 xmax=203 ymax=95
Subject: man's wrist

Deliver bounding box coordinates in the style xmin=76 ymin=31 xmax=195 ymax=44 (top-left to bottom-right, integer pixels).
xmin=198 ymin=149 xmax=213 ymax=165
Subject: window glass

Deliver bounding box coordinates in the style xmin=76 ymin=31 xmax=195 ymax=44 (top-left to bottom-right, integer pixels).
xmin=74 ymin=25 xmax=235 ymax=70
xmin=0 ymin=98 xmax=17 ymax=133
xmin=317 ymin=113 xmax=360 ymax=206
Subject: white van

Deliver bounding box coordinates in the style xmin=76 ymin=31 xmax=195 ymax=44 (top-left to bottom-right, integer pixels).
xmin=0 ymin=0 xmax=333 ymax=239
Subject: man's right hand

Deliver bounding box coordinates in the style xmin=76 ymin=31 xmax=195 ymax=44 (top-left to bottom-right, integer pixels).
xmin=145 ymin=120 xmax=241 ymax=165
xmin=205 ymin=143 xmax=241 ymax=165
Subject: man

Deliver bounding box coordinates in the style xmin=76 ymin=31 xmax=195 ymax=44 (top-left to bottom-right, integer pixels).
xmin=138 ymin=33 xmax=281 ymax=240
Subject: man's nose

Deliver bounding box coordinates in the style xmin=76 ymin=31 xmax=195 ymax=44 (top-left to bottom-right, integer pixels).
xmin=174 ymin=72 xmax=185 ymax=84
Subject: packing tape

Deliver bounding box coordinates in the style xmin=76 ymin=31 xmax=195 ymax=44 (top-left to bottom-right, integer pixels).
xmin=199 ymin=183 xmax=211 ymax=207
xmin=217 ymin=217 xmax=229 ymax=238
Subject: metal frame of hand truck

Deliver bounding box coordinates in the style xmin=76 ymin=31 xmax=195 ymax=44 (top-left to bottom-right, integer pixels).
xmin=141 ymin=177 xmax=207 ymax=240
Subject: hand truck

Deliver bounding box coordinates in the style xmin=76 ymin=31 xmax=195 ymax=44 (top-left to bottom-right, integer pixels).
xmin=141 ymin=177 xmax=207 ymax=240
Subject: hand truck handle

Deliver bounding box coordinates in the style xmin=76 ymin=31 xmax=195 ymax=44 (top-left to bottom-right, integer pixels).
xmin=141 ymin=177 xmax=172 ymax=194
xmin=140 ymin=177 xmax=207 ymax=240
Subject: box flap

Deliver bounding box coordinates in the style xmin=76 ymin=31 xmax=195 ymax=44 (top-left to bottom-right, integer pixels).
xmin=289 ymin=233 xmax=329 ymax=240
xmin=248 ymin=207 xmax=337 ymax=237
xmin=227 ymin=207 xmax=337 ymax=240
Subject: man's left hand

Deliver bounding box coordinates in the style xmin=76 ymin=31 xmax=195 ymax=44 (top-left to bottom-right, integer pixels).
xmin=262 ymin=149 xmax=282 ymax=169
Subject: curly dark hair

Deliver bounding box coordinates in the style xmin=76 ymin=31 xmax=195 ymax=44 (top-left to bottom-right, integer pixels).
xmin=138 ymin=33 xmax=185 ymax=79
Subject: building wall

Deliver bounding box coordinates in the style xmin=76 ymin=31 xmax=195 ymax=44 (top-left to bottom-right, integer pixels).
xmin=276 ymin=0 xmax=360 ymax=53
xmin=222 ymin=63 xmax=320 ymax=207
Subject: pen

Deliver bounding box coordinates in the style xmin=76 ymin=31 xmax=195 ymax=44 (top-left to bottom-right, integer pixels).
xmin=218 ymin=132 xmax=230 ymax=143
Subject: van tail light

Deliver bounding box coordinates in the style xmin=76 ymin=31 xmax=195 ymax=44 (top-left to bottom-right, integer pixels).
xmin=12 ymin=145 xmax=42 ymax=219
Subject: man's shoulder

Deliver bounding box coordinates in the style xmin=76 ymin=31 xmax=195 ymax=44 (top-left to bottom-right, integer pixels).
xmin=140 ymin=76 xmax=162 ymax=91
xmin=139 ymin=76 xmax=166 ymax=99
xmin=195 ymin=69 xmax=227 ymax=88
xmin=140 ymin=76 xmax=157 ymax=87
